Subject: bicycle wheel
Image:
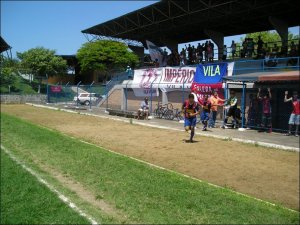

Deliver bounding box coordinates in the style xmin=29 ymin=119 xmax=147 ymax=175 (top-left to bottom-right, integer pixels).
xmin=166 ymin=109 xmax=175 ymax=120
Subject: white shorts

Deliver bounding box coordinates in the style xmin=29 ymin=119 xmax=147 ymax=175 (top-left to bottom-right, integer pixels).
xmin=139 ymin=108 xmax=149 ymax=112
xmin=288 ymin=114 xmax=300 ymax=125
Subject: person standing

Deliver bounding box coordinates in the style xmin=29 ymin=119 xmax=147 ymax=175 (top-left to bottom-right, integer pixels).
xmin=182 ymin=94 xmax=200 ymax=143
xmin=257 ymin=88 xmax=272 ymax=133
xmin=209 ymin=91 xmax=225 ymax=128
xmin=231 ymin=40 xmax=236 ymax=59
xmin=284 ymin=91 xmax=300 ymax=137
xmin=221 ymin=90 xmax=238 ymax=129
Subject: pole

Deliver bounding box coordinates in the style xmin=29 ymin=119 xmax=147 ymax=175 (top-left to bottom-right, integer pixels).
xmin=46 ymin=74 xmax=49 ymax=103
xmin=106 ymin=83 xmax=109 ymax=110
xmin=89 ymin=81 xmax=94 ymax=110
xmin=76 ymin=81 xmax=82 ymax=107
xmin=125 ymin=82 xmax=128 ymax=111
xmin=149 ymin=79 xmax=156 ymax=115
xmin=241 ymin=82 xmax=246 ymax=128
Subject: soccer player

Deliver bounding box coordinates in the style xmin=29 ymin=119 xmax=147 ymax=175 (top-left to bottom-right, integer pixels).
xmin=182 ymin=93 xmax=200 ymax=143
xmin=257 ymin=88 xmax=272 ymax=133
xmin=221 ymin=90 xmax=238 ymax=129
xmin=284 ymin=91 xmax=300 ymax=137
xmin=199 ymin=95 xmax=212 ymax=131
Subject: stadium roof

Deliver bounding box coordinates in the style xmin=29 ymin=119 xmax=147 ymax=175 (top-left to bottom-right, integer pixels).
xmin=0 ymin=36 xmax=11 ymax=53
xmin=82 ymin=0 xmax=300 ymax=47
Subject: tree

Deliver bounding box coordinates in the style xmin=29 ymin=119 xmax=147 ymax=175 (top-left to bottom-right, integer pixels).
xmin=0 ymin=55 xmax=18 ymax=86
xmin=76 ymin=40 xmax=139 ymax=75
xmin=17 ymin=47 xmax=67 ymax=79
xmin=241 ymin=31 xmax=299 ymax=44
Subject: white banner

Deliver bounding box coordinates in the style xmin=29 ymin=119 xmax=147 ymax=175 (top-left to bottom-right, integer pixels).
xmin=160 ymin=67 xmax=196 ymax=89
xmin=227 ymin=62 xmax=235 ymax=76
xmin=131 ymin=68 xmax=162 ymax=97
xmin=146 ymin=40 xmax=163 ymax=67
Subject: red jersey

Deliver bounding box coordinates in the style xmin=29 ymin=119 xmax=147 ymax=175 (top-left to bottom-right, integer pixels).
xmin=292 ymin=100 xmax=300 ymax=115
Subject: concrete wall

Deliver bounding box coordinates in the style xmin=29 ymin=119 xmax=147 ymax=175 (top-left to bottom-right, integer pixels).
xmin=0 ymin=94 xmax=47 ymax=104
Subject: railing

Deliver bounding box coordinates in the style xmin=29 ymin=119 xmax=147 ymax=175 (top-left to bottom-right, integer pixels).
xmin=232 ymin=56 xmax=300 ymax=75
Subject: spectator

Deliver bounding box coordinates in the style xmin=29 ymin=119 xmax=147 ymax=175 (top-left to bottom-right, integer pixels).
xmin=231 ymin=40 xmax=236 ymax=59
xmin=246 ymin=93 xmax=259 ymax=129
xmin=257 ymin=36 xmax=264 ymax=58
xmin=186 ymin=44 xmax=193 ymax=64
xmin=209 ymin=41 xmax=214 ymax=62
xmin=162 ymin=48 xmax=168 ymax=67
xmin=207 ymin=41 xmax=213 ymax=62
xmin=204 ymin=41 xmax=209 ymax=62
xmin=257 ymin=88 xmax=272 ymax=133
xmin=222 ymin=45 xmax=227 ymax=61
xmin=241 ymin=39 xmax=247 ymax=58
xmin=247 ymin=38 xmax=255 ymax=58
xmin=286 ymin=44 xmax=298 ymax=66
xmin=272 ymin=43 xmax=279 ymax=56
xmin=290 ymin=41 xmax=297 ymax=52
xmin=284 ymin=91 xmax=300 ymax=136
xmin=154 ymin=58 xmax=159 ymax=67
xmin=264 ymin=52 xmax=278 ymax=67
xmin=138 ymin=97 xmax=149 ymax=120
xmin=196 ymin=43 xmax=203 ymax=64
xmin=192 ymin=45 xmax=197 ymax=64
xmin=221 ymin=90 xmax=238 ymax=129
xmin=209 ymin=91 xmax=225 ymax=128
xmin=180 ymin=48 xmax=187 ymax=66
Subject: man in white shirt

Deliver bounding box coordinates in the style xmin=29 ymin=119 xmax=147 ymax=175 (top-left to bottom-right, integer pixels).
xmin=138 ymin=97 xmax=149 ymax=120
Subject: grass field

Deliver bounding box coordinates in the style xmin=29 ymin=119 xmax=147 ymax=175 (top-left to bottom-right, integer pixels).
xmin=0 ymin=149 xmax=89 ymax=224
xmin=1 ymin=112 xmax=299 ymax=224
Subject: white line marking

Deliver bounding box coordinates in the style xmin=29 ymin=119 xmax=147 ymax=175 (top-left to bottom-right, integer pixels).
xmin=25 ymin=103 xmax=299 ymax=152
xmin=15 ymin=108 xmax=300 ymax=213
xmin=1 ymin=145 xmax=100 ymax=225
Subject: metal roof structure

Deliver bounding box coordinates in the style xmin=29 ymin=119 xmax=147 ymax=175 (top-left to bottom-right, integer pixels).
xmin=82 ymin=0 xmax=300 ymax=47
xmin=0 ymin=36 xmax=11 ymax=53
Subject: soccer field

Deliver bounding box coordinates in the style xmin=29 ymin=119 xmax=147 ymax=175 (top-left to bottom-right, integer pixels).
xmin=1 ymin=105 xmax=299 ymax=224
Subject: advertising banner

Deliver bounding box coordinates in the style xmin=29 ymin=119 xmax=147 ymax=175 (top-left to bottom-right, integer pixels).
xmin=192 ymin=63 xmax=228 ymax=100
xmin=160 ymin=67 xmax=196 ymax=89
xmin=50 ymin=86 xmax=62 ymax=93
xmin=132 ymin=68 xmax=162 ymax=97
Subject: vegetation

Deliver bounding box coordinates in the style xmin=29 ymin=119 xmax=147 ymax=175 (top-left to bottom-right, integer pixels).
xmin=76 ymin=40 xmax=139 ymax=75
xmin=0 ymin=150 xmax=89 ymax=224
xmin=241 ymin=31 xmax=299 ymax=44
xmin=1 ymin=113 xmax=299 ymax=224
xmin=17 ymin=47 xmax=67 ymax=79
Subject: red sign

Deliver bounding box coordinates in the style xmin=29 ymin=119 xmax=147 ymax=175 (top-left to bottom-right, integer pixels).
xmin=50 ymin=86 xmax=62 ymax=93
xmin=191 ymin=83 xmax=224 ymax=101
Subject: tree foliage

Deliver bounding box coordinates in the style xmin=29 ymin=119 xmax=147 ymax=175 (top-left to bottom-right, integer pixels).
xmin=241 ymin=31 xmax=299 ymax=44
xmin=17 ymin=47 xmax=67 ymax=78
xmin=0 ymin=56 xmax=18 ymax=85
xmin=76 ymin=40 xmax=139 ymax=74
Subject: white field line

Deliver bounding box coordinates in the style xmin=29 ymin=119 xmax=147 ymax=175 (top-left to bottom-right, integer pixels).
xmin=18 ymin=107 xmax=300 ymax=213
xmin=26 ymin=103 xmax=299 ymax=152
xmin=1 ymin=145 xmax=100 ymax=225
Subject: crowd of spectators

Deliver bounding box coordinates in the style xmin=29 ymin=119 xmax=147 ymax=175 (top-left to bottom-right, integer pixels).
xmin=144 ymin=37 xmax=300 ymax=67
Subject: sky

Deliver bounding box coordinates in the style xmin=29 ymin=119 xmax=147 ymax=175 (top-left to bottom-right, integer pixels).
xmin=1 ymin=1 xmax=299 ymax=58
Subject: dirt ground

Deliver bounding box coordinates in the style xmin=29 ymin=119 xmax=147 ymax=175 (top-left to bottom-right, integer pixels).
xmin=1 ymin=104 xmax=299 ymax=210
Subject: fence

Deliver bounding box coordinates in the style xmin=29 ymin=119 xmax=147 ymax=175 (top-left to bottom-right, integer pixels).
xmin=103 ymin=83 xmax=299 ymax=133
xmin=46 ymin=71 xmax=130 ymax=108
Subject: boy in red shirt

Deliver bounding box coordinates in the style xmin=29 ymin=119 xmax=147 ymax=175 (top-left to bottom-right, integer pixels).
xmin=257 ymin=88 xmax=272 ymax=133
xmin=182 ymin=94 xmax=200 ymax=143
xmin=284 ymin=91 xmax=300 ymax=137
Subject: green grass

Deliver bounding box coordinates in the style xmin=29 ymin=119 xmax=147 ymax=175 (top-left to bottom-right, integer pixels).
xmin=1 ymin=113 xmax=299 ymax=224
xmin=0 ymin=149 xmax=89 ymax=224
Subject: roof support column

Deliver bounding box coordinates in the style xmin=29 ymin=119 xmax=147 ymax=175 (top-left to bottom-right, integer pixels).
xmin=269 ymin=16 xmax=288 ymax=51
xmin=204 ymin=29 xmax=224 ymax=60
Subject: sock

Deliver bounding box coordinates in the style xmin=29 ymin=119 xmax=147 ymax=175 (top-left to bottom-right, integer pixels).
xmin=190 ymin=129 xmax=195 ymax=140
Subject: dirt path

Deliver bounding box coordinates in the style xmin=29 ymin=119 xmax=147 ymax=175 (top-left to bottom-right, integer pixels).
xmin=1 ymin=104 xmax=299 ymax=210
